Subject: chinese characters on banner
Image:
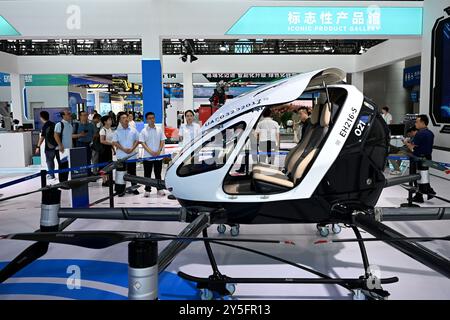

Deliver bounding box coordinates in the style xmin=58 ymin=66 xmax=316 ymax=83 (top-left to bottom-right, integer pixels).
xmin=205 ymin=73 xmax=295 ymax=80
xmin=287 ymin=7 xmax=381 ymax=33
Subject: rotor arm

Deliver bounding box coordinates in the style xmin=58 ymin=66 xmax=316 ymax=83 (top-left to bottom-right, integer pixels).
xmin=59 ymin=207 xmax=185 ymax=222
xmin=123 ymin=174 xmax=166 ymax=190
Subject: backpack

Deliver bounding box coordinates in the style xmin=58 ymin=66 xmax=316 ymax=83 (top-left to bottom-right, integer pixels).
xmin=44 ymin=121 xmax=57 ymax=150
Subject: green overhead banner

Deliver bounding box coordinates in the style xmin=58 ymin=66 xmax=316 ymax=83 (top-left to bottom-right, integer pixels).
xmin=227 ymin=6 xmax=423 ymax=36
xmin=0 ymin=15 xmax=20 ymax=36
xmin=24 ymin=74 xmax=69 ymax=86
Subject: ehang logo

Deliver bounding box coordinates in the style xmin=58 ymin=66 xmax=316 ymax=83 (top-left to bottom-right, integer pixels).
xmin=66 ymin=265 xmax=81 ymax=290
xmin=66 ymin=5 xmax=81 ymax=30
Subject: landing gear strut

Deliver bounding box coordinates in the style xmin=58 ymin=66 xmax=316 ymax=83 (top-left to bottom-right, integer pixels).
xmin=179 ymin=223 xmax=396 ymax=300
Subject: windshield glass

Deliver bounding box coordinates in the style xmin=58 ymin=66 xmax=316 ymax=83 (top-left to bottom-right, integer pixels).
xmin=176 ymin=122 xmax=247 ymax=177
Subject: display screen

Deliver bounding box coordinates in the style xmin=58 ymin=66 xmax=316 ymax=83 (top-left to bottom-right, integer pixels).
xmin=440 ymin=21 xmax=450 ymax=121
xmin=432 ymin=17 xmax=450 ymax=124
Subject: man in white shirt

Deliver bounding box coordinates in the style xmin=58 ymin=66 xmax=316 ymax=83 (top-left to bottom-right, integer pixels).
xmin=112 ymin=111 xmax=140 ymax=196
xmin=140 ymin=112 xmax=166 ymax=197
xmin=53 ymin=108 xmax=86 ymax=182
xmin=255 ymin=108 xmax=280 ymax=164
xmin=382 ymin=106 xmax=393 ymax=124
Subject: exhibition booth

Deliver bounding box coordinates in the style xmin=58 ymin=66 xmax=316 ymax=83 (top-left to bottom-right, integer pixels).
xmin=0 ymin=0 xmax=449 ymax=303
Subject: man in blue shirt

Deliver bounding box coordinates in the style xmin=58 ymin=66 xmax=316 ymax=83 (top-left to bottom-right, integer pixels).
xmin=405 ymin=114 xmax=436 ymax=202
xmin=112 ymin=111 xmax=140 ymax=196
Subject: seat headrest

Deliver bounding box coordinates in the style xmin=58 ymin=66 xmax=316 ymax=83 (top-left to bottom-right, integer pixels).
xmin=320 ymin=103 xmax=331 ymax=127
xmin=317 ymin=92 xmax=328 ymax=104
xmin=310 ymin=105 xmax=320 ymax=125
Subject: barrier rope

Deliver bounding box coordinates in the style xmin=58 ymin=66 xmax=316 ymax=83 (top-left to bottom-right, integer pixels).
xmin=0 ymin=154 xmax=173 ymax=190
xmin=0 ymin=172 xmax=41 ymax=190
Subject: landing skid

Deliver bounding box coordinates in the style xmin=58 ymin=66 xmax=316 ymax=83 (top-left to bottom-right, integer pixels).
xmin=178 ymin=226 xmax=398 ymax=300
xmin=178 ymin=271 xmax=397 ymax=300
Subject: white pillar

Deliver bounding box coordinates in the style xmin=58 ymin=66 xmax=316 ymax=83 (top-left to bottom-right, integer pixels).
xmin=183 ymin=72 xmax=194 ymax=110
xmin=351 ymin=72 xmax=364 ymax=93
xmin=10 ymin=73 xmax=24 ymax=125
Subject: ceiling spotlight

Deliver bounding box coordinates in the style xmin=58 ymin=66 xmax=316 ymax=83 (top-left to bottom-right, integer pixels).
xmin=181 ymin=54 xmax=187 ymax=62
xmin=190 ymin=55 xmax=198 ymax=63
xmin=219 ymin=42 xmax=228 ymax=52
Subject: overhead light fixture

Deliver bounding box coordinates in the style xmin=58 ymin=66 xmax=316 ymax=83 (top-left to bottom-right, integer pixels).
xmin=219 ymin=44 xmax=228 ymax=52
xmin=180 ymin=39 xmax=198 ymax=63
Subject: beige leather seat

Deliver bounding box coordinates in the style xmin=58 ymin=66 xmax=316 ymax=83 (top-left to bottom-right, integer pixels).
xmin=252 ymin=104 xmax=321 ymax=177
xmin=252 ymin=102 xmax=331 ymax=192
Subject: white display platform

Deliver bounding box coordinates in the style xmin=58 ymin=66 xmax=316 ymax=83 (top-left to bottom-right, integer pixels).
xmin=0 ymin=131 xmax=32 ymax=168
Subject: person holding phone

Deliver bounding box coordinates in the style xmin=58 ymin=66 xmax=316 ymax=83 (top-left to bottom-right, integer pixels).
xmin=54 ymin=109 xmax=85 ymax=182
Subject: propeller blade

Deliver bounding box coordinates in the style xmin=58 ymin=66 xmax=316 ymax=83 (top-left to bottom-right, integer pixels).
xmin=147 ymin=235 xmax=290 ymax=245
xmin=1 ymin=230 xmax=293 ymax=248
xmin=123 ymin=174 xmax=166 ymax=190
xmin=400 ymin=185 xmax=450 ymax=204
xmin=0 ymin=218 xmax=78 ymax=284
xmin=0 ymin=176 xmax=100 ymax=202
xmin=314 ymin=235 xmax=450 ymax=245
xmin=0 ymin=189 xmax=41 ymax=202
xmin=100 ymin=153 xmax=137 ymax=174
xmin=0 ymin=242 xmax=49 ymax=283
xmin=44 ymin=176 xmax=100 ymax=190
xmin=408 ymin=154 xmax=449 ymax=172
xmin=1 ymin=231 xmax=140 ymax=249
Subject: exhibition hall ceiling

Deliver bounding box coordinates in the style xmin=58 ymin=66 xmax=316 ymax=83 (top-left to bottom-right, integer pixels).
xmin=0 ymin=38 xmax=384 ymax=56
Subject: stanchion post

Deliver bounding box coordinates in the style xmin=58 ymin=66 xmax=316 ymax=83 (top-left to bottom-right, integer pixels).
xmin=41 ymin=188 xmax=61 ymax=232
xmin=108 ymin=171 xmax=114 ymax=208
xmin=128 ymin=240 xmax=158 ymax=300
xmin=401 ymin=157 xmax=420 ymax=208
xmin=40 ymin=169 xmax=47 ymax=189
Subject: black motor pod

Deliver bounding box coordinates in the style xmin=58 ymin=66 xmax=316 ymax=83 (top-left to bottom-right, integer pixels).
xmin=128 ymin=241 xmax=158 ymax=300
xmin=40 ymin=188 xmax=61 ymax=232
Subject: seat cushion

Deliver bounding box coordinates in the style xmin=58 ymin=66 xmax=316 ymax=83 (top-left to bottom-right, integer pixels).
xmin=253 ymin=171 xmax=294 ymax=188
xmin=252 ymin=164 xmax=284 ymax=176
xmin=252 ymin=163 xmax=276 ymax=171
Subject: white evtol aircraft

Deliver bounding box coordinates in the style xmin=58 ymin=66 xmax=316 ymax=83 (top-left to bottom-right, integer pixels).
xmin=1 ymin=68 xmax=449 ymax=300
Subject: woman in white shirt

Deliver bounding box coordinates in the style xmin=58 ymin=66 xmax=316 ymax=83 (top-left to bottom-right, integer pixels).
xmin=382 ymin=106 xmax=393 ymax=124
xmin=128 ymin=112 xmax=136 ymax=129
xmin=99 ymin=115 xmax=115 ymax=186
xmin=179 ymin=110 xmax=201 ymax=148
